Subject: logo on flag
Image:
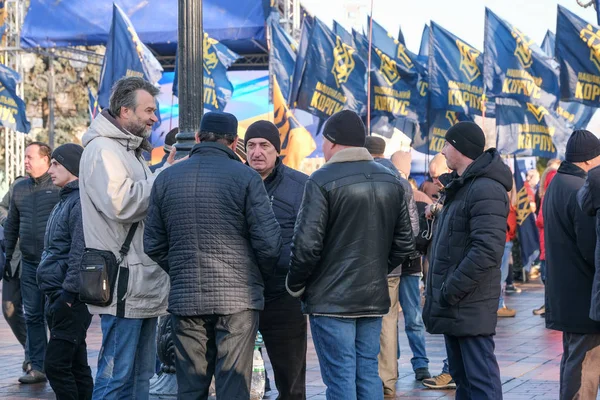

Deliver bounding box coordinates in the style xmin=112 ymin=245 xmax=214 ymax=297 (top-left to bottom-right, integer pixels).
xmin=203 ymin=33 xmax=220 ymax=72
xmin=526 ymin=102 xmax=549 ymax=123
xmin=579 ymin=24 xmax=600 ymax=72
xmin=331 ymin=37 xmax=356 ymax=88
xmin=511 ymin=27 xmax=534 ymax=68
xmin=375 ymin=48 xmax=401 ymax=85
xmin=457 ymin=39 xmax=481 ymax=82
xmin=446 ymin=111 xmax=459 ymax=125
xmin=396 ymin=43 xmax=414 ymax=70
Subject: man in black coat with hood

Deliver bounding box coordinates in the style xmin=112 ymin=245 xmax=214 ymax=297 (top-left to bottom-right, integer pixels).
xmin=423 ymin=122 xmax=512 ymax=399
xmin=245 ymin=120 xmax=308 ymax=400
xmin=546 ymin=130 xmax=600 ymax=399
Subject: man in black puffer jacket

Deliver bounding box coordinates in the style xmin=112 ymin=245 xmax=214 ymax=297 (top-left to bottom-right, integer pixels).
xmin=36 ymin=143 xmax=93 ymax=400
xmin=286 ymin=111 xmax=416 ymax=399
xmin=4 ymin=142 xmax=59 ymax=384
xmin=423 ymin=122 xmax=511 ymax=400
xmin=144 ymin=112 xmax=282 ymax=399
xmin=548 ymin=130 xmax=600 ymax=399
xmin=245 ymin=120 xmax=308 ymax=400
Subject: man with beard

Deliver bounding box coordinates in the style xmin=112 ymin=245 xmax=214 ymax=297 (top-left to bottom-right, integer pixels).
xmin=79 ymin=77 xmax=182 ymax=399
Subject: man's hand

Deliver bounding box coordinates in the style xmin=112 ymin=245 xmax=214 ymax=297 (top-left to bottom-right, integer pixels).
xmin=425 ymin=203 xmax=440 ymax=220
xmin=3 ymin=261 xmax=18 ymax=282
xmin=167 ymin=150 xmax=189 ymax=166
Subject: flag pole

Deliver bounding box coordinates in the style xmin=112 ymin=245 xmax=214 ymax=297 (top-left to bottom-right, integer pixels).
xmin=367 ymin=0 xmax=374 ymax=136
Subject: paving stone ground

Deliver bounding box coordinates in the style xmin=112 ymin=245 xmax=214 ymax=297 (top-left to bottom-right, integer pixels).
xmin=0 ymin=282 xmax=591 ymax=399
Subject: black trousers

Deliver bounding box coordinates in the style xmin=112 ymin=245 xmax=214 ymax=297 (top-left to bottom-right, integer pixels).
xmin=44 ymin=297 xmax=93 ymax=400
xmin=259 ymin=293 xmax=307 ymax=400
xmin=172 ymin=310 xmax=259 ymax=400
xmin=2 ymin=275 xmax=27 ymax=350
xmin=560 ymin=332 xmax=600 ymax=399
xmin=445 ymin=334 xmax=502 ymax=400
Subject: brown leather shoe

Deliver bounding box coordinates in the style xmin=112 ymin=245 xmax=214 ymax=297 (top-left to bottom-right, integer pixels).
xmin=383 ymin=387 xmax=396 ymax=398
xmin=18 ymin=370 xmax=47 ymax=384
xmin=498 ymin=306 xmax=517 ymax=318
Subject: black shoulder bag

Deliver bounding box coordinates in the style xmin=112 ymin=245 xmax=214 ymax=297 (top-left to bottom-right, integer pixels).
xmin=79 ymin=222 xmax=139 ymax=307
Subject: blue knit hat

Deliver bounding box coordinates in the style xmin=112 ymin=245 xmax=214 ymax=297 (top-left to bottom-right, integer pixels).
xmin=199 ymin=112 xmax=238 ymax=136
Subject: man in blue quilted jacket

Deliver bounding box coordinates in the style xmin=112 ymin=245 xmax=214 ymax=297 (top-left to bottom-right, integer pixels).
xmin=145 ymin=111 xmax=282 ymax=399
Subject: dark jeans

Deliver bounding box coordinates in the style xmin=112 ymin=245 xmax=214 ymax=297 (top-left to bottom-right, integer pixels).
xmin=172 ymin=310 xmax=259 ymax=400
xmin=45 ymin=297 xmax=93 ymax=400
xmin=21 ymin=260 xmax=47 ymax=371
xmin=560 ymin=332 xmax=600 ymax=399
xmin=259 ymin=294 xmax=307 ymax=400
xmin=2 ymin=274 xmax=27 ymax=353
xmin=444 ymin=334 xmax=502 ymax=400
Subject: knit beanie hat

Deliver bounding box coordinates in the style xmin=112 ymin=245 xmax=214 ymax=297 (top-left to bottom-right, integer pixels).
xmin=199 ymin=112 xmax=238 ymax=136
xmin=444 ymin=121 xmax=485 ymax=160
xmin=51 ymin=143 xmax=84 ymax=177
xmin=365 ymin=136 xmax=386 ymax=155
xmin=323 ymin=110 xmax=366 ymax=147
xmin=565 ymin=129 xmax=600 ymax=162
xmin=244 ymin=120 xmax=281 ymax=153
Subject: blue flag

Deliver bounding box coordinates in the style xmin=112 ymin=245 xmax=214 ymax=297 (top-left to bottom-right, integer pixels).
xmin=352 ymin=29 xmax=370 ymax=59
xmin=429 ymin=21 xmax=490 ymax=116
xmin=411 ymin=110 xmax=473 ymax=155
xmin=87 ymin=87 xmax=98 ymax=123
xmin=556 ymin=5 xmax=600 ymax=106
xmin=333 ymin=21 xmax=355 ymax=50
xmin=513 ymin=155 xmax=540 ymax=269
xmin=541 ymin=30 xmax=556 ymax=58
xmin=173 ymin=33 xmax=239 ymax=112
xmin=97 ymin=3 xmax=163 ymax=110
xmin=483 ymin=8 xmax=560 ymax=110
xmin=418 ymin=25 xmax=430 ymax=60
xmin=496 ymin=98 xmax=571 ymax=159
xmin=289 ymin=15 xmax=313 ymax=107
xmin=295 ymin=18 xmax=367 ymax=120
xmin=269 ymin=15 xmax=297 ymax=102
xmin=0 ymin=64 xmax=30 ymax=133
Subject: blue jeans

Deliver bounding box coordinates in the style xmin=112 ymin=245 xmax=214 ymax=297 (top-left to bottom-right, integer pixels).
xmin=398 ymin=276 xmax=429 ymax=370
xmin=442 ymin=358 xmax=450 ymax=374
xmin=310 ymin=315 xmax=383 ymax=400
xmin=20 ymin=260 xmax=47 ymax=371
xmin=92 ymin=315 xmax=157 ymax=400
xmin=540 ymin=260 xmax=546 ymax=283
xmin=499 ymin=241 xmax=513 ymax=309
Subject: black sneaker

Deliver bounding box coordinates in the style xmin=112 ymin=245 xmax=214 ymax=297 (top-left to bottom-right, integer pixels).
xmin=18 ymin=370 xmax=47 ymax=384
xmin=415 ymin=368 xmax=431 ymax=381
xmin=505 ymin=284 xmax=522 ymax=294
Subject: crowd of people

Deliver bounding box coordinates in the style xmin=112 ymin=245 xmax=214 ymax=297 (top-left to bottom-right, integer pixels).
xmin=1 ymin=75 xmax=600 ymax=400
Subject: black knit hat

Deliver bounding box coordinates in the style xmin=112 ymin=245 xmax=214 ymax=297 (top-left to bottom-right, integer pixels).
xmin=163 ymin=127 xmax=178 ymax=153
xmin=365 ymin=136 xmax=386 ymax=155
xmin=244 ymin=120 xmax=281 ymax=153
xmin=51 ymin=143 xmax=84 ymax=177
xmin=199 ymin=112 xmax=238 ymax=136
xmin=323 ymin=110 xmax=366 ymax=147
xmin=565 ymin=129 xmax=600 ymax=162
xmin=445 ymin=121 xmax=485 ymax=160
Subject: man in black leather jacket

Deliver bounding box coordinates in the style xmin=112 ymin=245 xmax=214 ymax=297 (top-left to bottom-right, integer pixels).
xmin=4 ymin=142 xmax=59 ymax=384
xmin=286 ymin=110 xmax=415 ymax=399
xmin=423 ymin=122 xmax=511 ymax=399
xmin=246 ymin=120 xmax=308 ymax=400
xmin=36 ymin=143 xmax=93 ymax=399
xmin=145 ymin=112 xmax=282 ymax=399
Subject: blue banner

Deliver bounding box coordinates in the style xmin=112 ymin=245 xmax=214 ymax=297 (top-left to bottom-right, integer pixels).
xmin=173 ymin=32 xmax=239 ymax=111
xmin=289 ymin=15 xmax=313 ymax=107
xmin=418 ymin=24 xmax=430 ymax=59
xmin=541 ymin=30 xmax=556 ymax=59
xmin=0 ymin=64 xmax=30 ymax=133
xmin=513 ymin=155 xmax=540 ymax=268
xmin=483 ymin=8 xmax=560 ymax=110
xmin=429 ymin=21 xmax=490 ymax=116
xmin=496 ymin=98 xmax=571 ymax=159
xmin=97 ymin=3 xmax=163 ymax=110
xmin=333 ymin=21 xmax=355 ymax=50
xmin=295 ymin=18 xmax=367 ymax=119
xmin=411 ymin=110 xmax=473 ymax=155
xmin=557 ymin=5 xmax=600 ymax=106
xmin=87 ymin=87 xmax=98 ymax=123
xmin=269 ymin=15 xmax=297 ymax=103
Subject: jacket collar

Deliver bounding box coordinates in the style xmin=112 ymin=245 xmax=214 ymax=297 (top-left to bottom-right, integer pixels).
xmin=82 ymin=109 xmax=143 ymax=150
xmin=325 ymin=147 xmax=373 ymax=165
xmin=558 ymin=161 xmax=587 ymax=179
xmin=190 ymin=142 xmax=241 ymax=162
xmin=60 ymin=179 xmax=79 ymax=198
xmin=263 ymin=157 xmax=284 ymax=186
xmin=31 ymin=172 xmax=52 ymax=185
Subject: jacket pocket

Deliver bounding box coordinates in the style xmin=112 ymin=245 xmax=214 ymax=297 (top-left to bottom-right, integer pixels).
xmin=125 ymin=261 xmax=170 ymax=300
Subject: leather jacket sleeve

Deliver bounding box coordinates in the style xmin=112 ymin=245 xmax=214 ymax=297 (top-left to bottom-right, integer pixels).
xmin=388 ymin=186 xmax=417 ymax=272
xmin=287 ymin=179 xmax=328 ymax=294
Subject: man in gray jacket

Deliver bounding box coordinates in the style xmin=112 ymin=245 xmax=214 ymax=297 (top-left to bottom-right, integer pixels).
xmin=79 ymin=77 xmax=181 ymax=400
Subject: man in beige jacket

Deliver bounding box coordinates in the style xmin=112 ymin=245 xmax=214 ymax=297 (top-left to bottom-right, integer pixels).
xmin=79 ymin=77 xmax=179 ymax=400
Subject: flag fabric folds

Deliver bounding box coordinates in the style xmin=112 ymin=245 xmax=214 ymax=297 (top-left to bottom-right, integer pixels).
xmin=513 ymin=155 xmax=540 ymax=269
xmin=0 ymin=64 xmax=30 ymax=133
